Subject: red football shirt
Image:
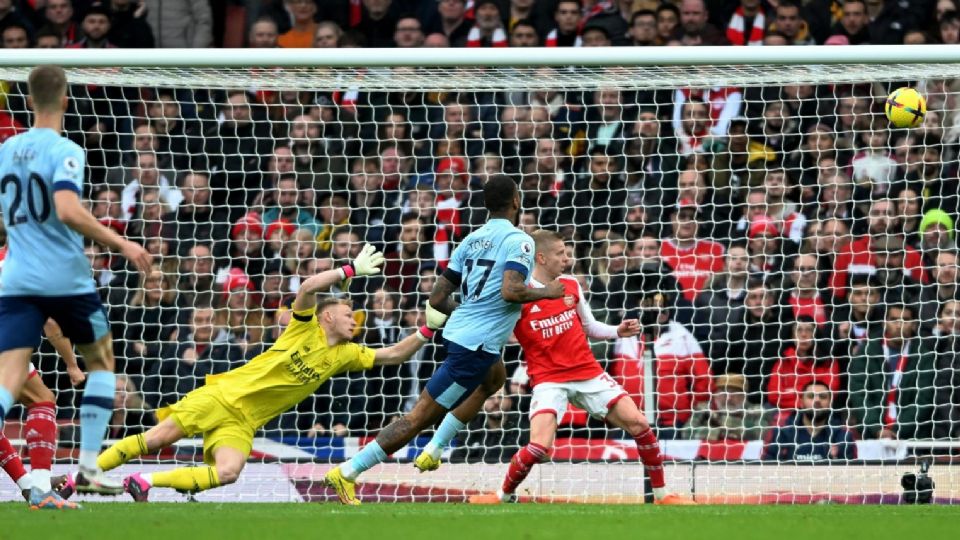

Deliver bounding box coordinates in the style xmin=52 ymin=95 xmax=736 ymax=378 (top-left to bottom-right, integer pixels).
xmin=659 ymin=239 xmax=725 ymax=301
xmin=515 ymin=276 xmax=616 ymax=387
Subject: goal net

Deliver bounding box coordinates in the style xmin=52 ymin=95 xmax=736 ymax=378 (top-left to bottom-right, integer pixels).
xmin=1 ymin=47 xmax=959 ymax=504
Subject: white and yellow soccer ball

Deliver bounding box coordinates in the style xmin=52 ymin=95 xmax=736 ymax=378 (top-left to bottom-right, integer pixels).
xmin=885 ymin=87 xmax=926 ymax=129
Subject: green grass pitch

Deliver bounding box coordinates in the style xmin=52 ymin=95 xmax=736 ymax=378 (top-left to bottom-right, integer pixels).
xmin=2 ymin=503 xmax=957 ymax=540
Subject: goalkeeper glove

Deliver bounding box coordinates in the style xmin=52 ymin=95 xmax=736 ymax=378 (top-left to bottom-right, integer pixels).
xmin=341 ymin=243 xmax=385 ymax=278
xmin=425 ymin=302 xmax=449 ymax=330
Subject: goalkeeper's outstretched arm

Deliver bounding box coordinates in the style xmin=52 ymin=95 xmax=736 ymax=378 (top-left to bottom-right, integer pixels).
xmin=373 ymin=332 xmax=429 ymax=366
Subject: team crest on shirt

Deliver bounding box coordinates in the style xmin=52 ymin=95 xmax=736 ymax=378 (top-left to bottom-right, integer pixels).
xmin=63 ymin=156 xmax=80 ymax=177
xmin=564 ymin=295 xmax=575 ymax=307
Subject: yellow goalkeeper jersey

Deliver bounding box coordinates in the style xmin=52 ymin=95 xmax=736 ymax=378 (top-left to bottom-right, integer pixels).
xmin=205 ymin=307 xmax=376 ymax=428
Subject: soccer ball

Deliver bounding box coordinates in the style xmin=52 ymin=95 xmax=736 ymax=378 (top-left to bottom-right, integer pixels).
xmin=885 ymin=87 xmax=926 ymax=129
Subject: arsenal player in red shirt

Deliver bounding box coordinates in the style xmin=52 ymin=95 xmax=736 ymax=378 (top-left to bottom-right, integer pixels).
xmin=470 ymin=230 xmax=694 ymax=505
xmin=660 ymin=200 xmax=725 ymax=302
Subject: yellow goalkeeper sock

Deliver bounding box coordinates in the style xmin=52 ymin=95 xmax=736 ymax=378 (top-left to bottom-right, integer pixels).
xmin=150 ymin=466 xmax=220 ymax=493
xmin=97 ymin=433 xmax=148 ymax=471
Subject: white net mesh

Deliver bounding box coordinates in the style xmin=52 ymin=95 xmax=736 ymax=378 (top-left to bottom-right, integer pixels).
xmin=2 ymin=58 xmax=960 ymax=504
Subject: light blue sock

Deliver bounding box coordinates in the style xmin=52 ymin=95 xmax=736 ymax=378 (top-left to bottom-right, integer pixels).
xmin=78 ymin=371 xmax=115 ymax=470
xmin=340 ymin=441 xmax=387 ymax=481
xmin=0 ymin=386 xmax=13 ymax=429
xmin=424 ymin=413 xmax=466 ymax=459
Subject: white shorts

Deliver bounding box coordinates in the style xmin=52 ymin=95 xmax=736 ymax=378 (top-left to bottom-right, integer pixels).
xmin=529 ymin=373 xmax=628 ymax=421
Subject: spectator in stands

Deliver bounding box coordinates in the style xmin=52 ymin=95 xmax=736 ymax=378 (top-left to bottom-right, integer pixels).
xmin=831 ymin=198 xmax=926 ymax=299
xmin=655 ymin=2 xmax=679 ymax=44
xmin=423 ymin=32 xmax=449 ymax=47
xmin=393 ymin=13 xmax=424 ymax=47
xmin=313 ymin=20 xmax=342 ymax=48
xmin=113 ymin=265 xmax=180 ymax=378
xmin=677 ymin=0 xmax=727 ymax=45
xmin=628 ymin=9 xmax=657 ymax=46
xmin=204 ymin=91 xmax=272 ymax=208
xmin=248 ymin=17 xmax=279 ymax=47
xmin=587 ymin=234 xmax=629 ymax=317
xmin=2 ymin=22 xmax=29 ymax=47
xmin=561 ymin=147 xmax=627 ymax=241
xmin=221 ymin=267 xmax=266 ymax=349
xmin=783 ymin=252 xmax=830 ymax=326
xmin=873 ymin=233 xmax=923 ymax=304
xmin=383 ymin=214 xmax=429 ymax=294
xmin=694 ymin=241 xmax=749 ymax=343
xmin=499 ymin=104 xmax=536 ymax=174
xmin=544 ymin=0 xmax=581 ymax=46
xmin=674 ymin=167 xmax=732 ymax=242
xmin=0 ymin=0 xmax=33 ymax=39
xmin=145 ymin=0 xmax=212 ymax=47
xmin=509 ymin=18 xmax=539 ymax=46
xmin=768 ymin=316 xmax=840 ymax=412
xmin=164 ymin=172 xmax=229 ymax=258
xmin=41 ymin=0 xmax=80 ymax=45
xmin=148 ymin=306 xmax=244 ymax=407
xmin=673 ymin=99 xmax=710 ymax=156
xmin=581 ymin=19 xmax=613 ymax=46
xmin=769 ymin=1 xmax=814 ymax=45
xmin=660 ymin=199 xmax=725 ymax=303
xmin=316 ymin=192 xmax=352 ymax=251
xmin=107 ymin=0 xmax=154 ymax=47
xmin=685 ymin=374 xmax=768 ymax=442
xmin=144 ymin=90 xmax=200 ymax=174
xmin=632 ymin=265 xmax=712 ymax=437
xmin=918 ymin=249 xmax=960 ymax=336
xmin=229 ymin=212 xmax=269 ymax=281
xmin=744 ymin=223 xmax=782 ymax=284
xmin=763 ymin=381 xmax=856 ymax=461
xmin=940 ymin=10 xmax=960 ymax=43
xmin=464 ymin=0 xmax=505 ymax=47
xmin=831 ymin=0 xmax=871 ymax=44
xmin=276 ymin=0 xmax=317 ymax=47
xmin=816 ymin=171 xmax=854 ymax=223
xmin=109 ymin=374 xmax=156 ymax=439
xmin=120 ymin=150 xmax=183 ymax=222
xmin=450 ymin=388 xmax=524 ymax=463
xmin=178 ymin=243 xmax=217 ymax=308
xmin=724 ymin=0 xmax=766 ymax=46
xmin=261 ymin=174 xmax=322 ymax=235
xmin=932 ymin=299 xmax=960 ymax=438
xmin=66 ymin=2 xmax=116 ymax=49
xmin=34 ymin=26 xmax=60 ymax=47
xmin=710 ymin=277 xmax=792 ymax=404
xmin=426 ymin=0 xmax=470 ymax=46
xmin=92 ymin=186 xmax=126 ymax=235
xmin=848 ymin=303 xmax=937 ymax=440
xmin=918 ymin=209 xmax=955 ymax=255
xmin=351 ymin=287 xmax=405 ymax=430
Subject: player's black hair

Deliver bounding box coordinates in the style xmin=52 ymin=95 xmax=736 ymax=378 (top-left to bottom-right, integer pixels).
xmin=483 ymin=175 xmax=518 ymax=213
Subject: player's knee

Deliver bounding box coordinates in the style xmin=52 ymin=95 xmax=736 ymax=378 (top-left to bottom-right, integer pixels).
xmin=480 ymin=367 xmax=507 ymax=396
xmin=216 ymin=465 xmax=241 ymax=486
xmin=624 ymin=415 xmax=650 ymax=437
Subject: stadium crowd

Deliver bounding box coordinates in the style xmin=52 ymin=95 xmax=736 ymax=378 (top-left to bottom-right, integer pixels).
xmin=2 ymin=0 xmax=960 ymax=463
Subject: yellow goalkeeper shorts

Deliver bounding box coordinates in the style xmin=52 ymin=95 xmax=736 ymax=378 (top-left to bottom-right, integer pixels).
xmin=158 ymin=384 xmax=255 ymax=466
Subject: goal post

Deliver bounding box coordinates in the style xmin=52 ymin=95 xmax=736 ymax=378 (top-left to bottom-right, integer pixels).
xmin=0 ymin=46 xmax=959 ymax=504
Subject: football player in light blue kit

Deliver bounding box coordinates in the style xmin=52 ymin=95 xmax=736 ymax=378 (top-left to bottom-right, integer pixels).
xmin=325 ymin=175 xmax=565 ymax=505
xmin=0 ymin=66 xmax=152 ymax=509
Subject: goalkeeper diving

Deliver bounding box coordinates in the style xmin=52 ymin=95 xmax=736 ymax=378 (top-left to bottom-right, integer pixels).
xmin=60 ymin=244 xmax=441 ymax=501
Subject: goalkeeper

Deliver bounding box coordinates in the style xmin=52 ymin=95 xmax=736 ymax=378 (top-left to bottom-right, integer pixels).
xmin=66 ymin=245 xmax=439 ymax=502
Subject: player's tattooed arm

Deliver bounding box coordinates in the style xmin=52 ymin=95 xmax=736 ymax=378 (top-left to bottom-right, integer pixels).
xmin=428 ymin=273 xmax=460 ymax=315
xmin=501 ymin=270 xmax=565 ymax=303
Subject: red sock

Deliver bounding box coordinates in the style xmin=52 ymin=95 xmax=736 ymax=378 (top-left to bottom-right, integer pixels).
xmin=501 ymin=442 xmax=548 ymax=494
xmin=634 ymin=427 xmax=665 ymax=489
xmin=0 ymin=433 xmax=28 ymax=484
xmin=25 ymin=402 xmax=57 ymax=472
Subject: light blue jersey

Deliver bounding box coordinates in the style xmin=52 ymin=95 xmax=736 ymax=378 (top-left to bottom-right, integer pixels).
xmin=0 ymin=128 xmax=93 ymax=296
xmin=442 ymin=219 xmax=535 ymax=354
